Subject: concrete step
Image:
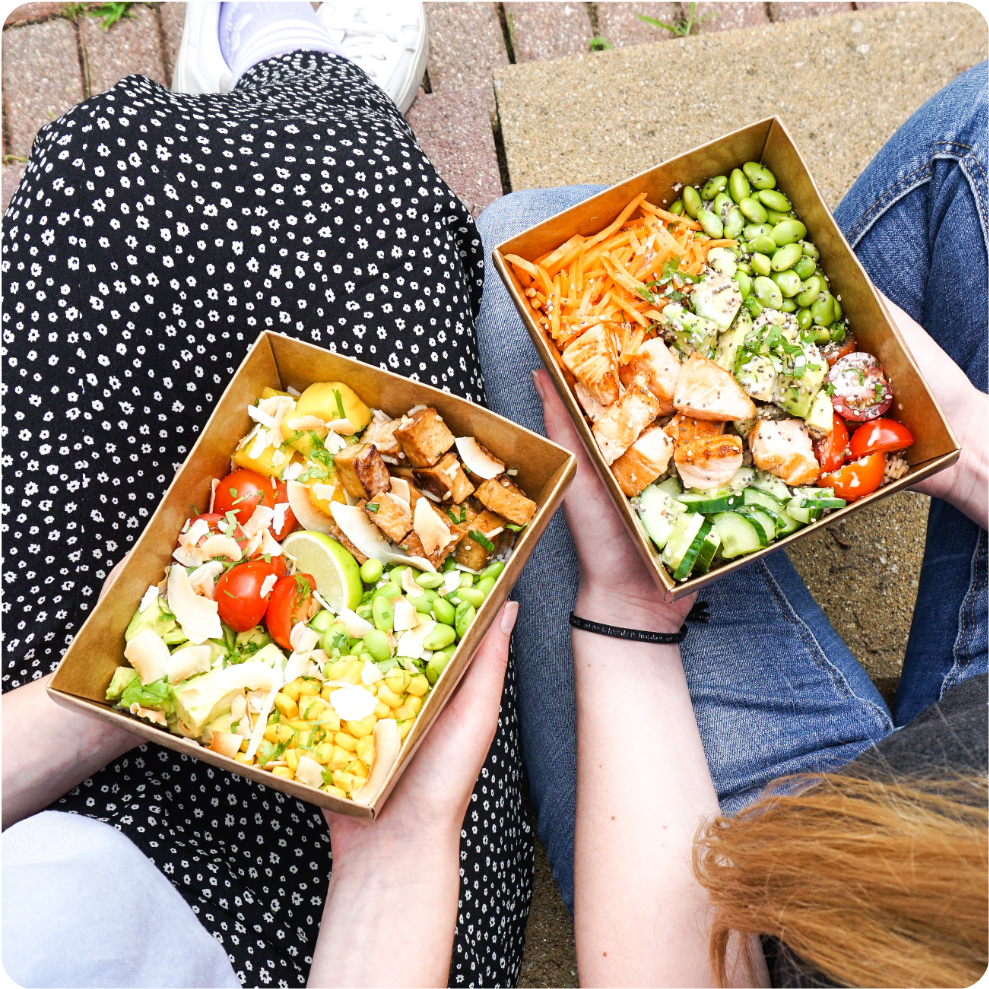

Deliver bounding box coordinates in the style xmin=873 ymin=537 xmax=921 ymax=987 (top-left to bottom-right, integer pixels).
xmin=77 ymin=4 xmax=167 ymax=95
xmin=505 ymin=2 xmax=593 ymax=62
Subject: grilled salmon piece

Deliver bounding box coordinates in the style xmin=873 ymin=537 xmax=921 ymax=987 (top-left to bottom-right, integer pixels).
xmin=664 ymin=413 xmax=725 ymax=445
xmin=674 ymin=433 xmax=743 ymax=490
xmin=574 ymin=380 xmax=611 ymax=423
xmin=562 ymin=324 xmax=620 ymax=406
xmin=673 ymin=352 xmax=757 ymax=421
xmin=618 ymin=338 xmax=679 ymax=415
xmin=592 ymin=373 xmax=661 ymax=465
xmin=611 ymin=426 xmax=675 ymax=497
xmin=749 ymin=419 xmax=820 ymax=486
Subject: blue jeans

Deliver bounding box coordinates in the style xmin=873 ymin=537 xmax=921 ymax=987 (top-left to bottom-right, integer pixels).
xmin=473 ymin=62 xmax=989 ymax=915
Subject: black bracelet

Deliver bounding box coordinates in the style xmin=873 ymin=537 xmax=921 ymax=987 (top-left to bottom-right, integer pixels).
xmin=568 ymin=601 xmax=710 ymax=645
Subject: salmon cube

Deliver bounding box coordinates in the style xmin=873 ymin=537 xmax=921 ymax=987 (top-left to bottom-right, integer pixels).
xmin=365 ymin=492 xmax=413 ymax=543
xmin=562 ymin=324 xmax=620 ymax=406
xmin=749 ymin=419 xmax=820 ymax=486
xmin=574 ymin=381 xmax=611 ymax=422
xmin=456 ymin=510 xmax=506 ymax=570
xmin=673 ymin=352 xmax=756 ymax=421
xmin=592 ymin=373 xmax=662 ymax=465
xmin=413 ymin=452 xmax=475 ymax=505
xmin=674 ymin=435 xmax=744 ymax=490
xmin=473 ymin=477 xmax=537 ymax=527
xmin=611 ymin=426 xmax=675 ymax=497
xmin=394 ymin=408 xmax=456 ymax=467
xmin=664 ymin=413 xmax=725 ymax=445
xmin=619 ymin=338 xmax=679 ymax=415
xmin=333 ymin=442 xmax=391 ymax=500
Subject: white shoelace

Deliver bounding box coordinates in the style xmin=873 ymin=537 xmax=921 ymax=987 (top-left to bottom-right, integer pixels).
xmin=334 ymin=20 xmax=416 ymax=61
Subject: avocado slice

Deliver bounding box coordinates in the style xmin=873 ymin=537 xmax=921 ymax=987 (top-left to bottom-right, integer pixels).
xmin=713 ymin=310 xmax=753 ymax=372
xmin=662 ymin=303 xmax=720 ymax=357
xmin=690 ymin=271 xmax=743 ymax=330
xmin=125 ymin=596 xmax=178 ymax=643
xmin=736 ymin=354 xmax=777 ymax=402
xmin=805 ymin=389 xmax=835 ymax=439
xmin=774 ymin=344 xmax=827 ymax=419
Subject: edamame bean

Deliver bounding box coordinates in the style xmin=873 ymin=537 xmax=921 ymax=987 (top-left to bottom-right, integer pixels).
xmin=422 ymin=624 xmax=457 ymax=651
xmin=480 ymin=561 xmax=505 ymax=581
xmin=358 ymin=651 xmax=374 ymax=667
xmin=810 ymin=292 xmax=836 ymax=327
xmin=795 ymin=275 xmax=823 ymax=308
xmin=459 ymin=572 xmax=474 ymax=589
xmin=389 ymin=566 xmax=408 ymax=588
xmin=734 ymin=270 xmax=752 ymax=300
xmin=455 ymin=587 xmax=486 ymax=609
xmin=738 ymin=197 xmax=769 ymax=223
xmin=415 ymin=571 xmax=445 ymax=589
xmin=750 ymin=253 xmax=772 ymax=277
xmin=800 ymin=240 xmax=820 ymax=260
xmin=360 ymin=589 xmax=375 ymax=606
xmin=736 ymin=260 xmax=752 ymax=274
xmin=743 ymin=222 xmax=772 ymax=241
xmin=362 ymin=628 xmax=392 ymax=662
xmin=682 ymin=186 xmax=702 ymax=219
xmin=696 ymin=208 xmax=724 ymax=239
xmin=321 ymin=626 xmax=348 ymax=655
xmin=356 ymin=603 xmax=373 ymax=622
xmin=728 ymin=167 xmax=751 ymax=204
xmin=751 ymin=235 xmax=777 ymax=256
xmin=373 ymin=582 xmax=399 ymax=602
xmin=796 ymin=308 xmax=813 ymax=331
xmin=723 ymin=207 xmax=744 ymax=240
xmin=742 ymin=161 xmax=776 ymax=190
xmin=757 ymin=189 xmax=791 ymax=212
xmin=412 ymin=591 xmax=436 ymax=615
xmin=833 ymin=297 xmax=842 ymax=319
xmin=772 ymin=269 xmax=802 ymax=297
xmin=431 ymin=597 xmax=456 ymax=626
xmin=669 ymin=199 xmax=684 ymax=215
xmin=770 ymin=219 xmax=807 ymax=246
xmin=793 ymin=255 xmax=817 ymax=280
xmin=707 ymin=247 xmax=737 ymax=278
xmin=765 ymin=209 xmax=792 ymax=226
xmin=442 ymin=556 xmax=459 ymax=572
xmin=712 ymin=192 xmax=733 ymax=220
xmin=309 ymin=610 xmax=336 ymax=633
xmin=780 ymin=298 xmax=797 ymax=313
xmin=475 ymin=576 xmax=496 ymax=598
xmin=359 ymin=558 xmax=383 ymax=584
xmin=753 ymin=275 xmax=784 ymax=310
xmin=455 ymin=602 xmax=476 ymax=639
xmin=426 ymin=650 xmax=452 ymax=685
xmin=743 ymin=295 xmax=764 ymax=317
xmin=771 ymin=242 xmax=803 ymax=272
xmin=372 ymin=595 xmax=394 ymax=632
xmin=808 ymin=325 xmax=832 ymax=344
xmin=701 ymin=175 xmax=728 ymax=199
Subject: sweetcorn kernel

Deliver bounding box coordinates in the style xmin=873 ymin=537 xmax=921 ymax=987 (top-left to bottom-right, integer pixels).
xmin=239 ymin=738 xmax=250 ymax=752
xmin=271 ymin=766 xmax=295 ymax=780
xmin=313 ymin=741 xmax=335 ymax=764
xmin=335 ymin=732 xmax=358 ymax=753
xmin=322 ymin=784 xmax=347 ymax=798
xmin=350 ymin=760 xmax=369 ymax=780
xmin=394 ymin=704 xmax=415 ymax=722
xmin=404 ymin=694 xmax=423 ymax=716
xmin=328 ymin=745 xmax=351 ymax=770
xmin=397 ymin=719 xmax=413 ymax=740
xmin=298 ymin=680 xmax=320 ymax=696
xmin=300 ymin=696 xmax=325 ymax=721
xmin=385 ymin=670 xmax=411 ymax=694
xmin=284 ymin=749 xmax=300 ymax=772
xmin=347 ymin=715 xmax=376 ymax=738
xmin=331 ymin=770 xmax=356 ymax=793
xmin=282 ymin=679 xmax=303 ymax=702
xmin=356 ymin=735 xmax=374 ymax=766
xmin=274 ymin=693 xmax=300 ymax=720
xmin=373 ymin=700 xmax=390 ymax=719
xmin=233 ymin=752 xmax=255 ymax=764
xmin=407 ymin=675 xmax=429 ymax=698
xmin=377 ymin=684 xmax=404 ymax=708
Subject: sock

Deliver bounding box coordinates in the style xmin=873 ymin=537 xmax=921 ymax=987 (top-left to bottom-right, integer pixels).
xmin=218 ymin=2 xmax=346 ymax=85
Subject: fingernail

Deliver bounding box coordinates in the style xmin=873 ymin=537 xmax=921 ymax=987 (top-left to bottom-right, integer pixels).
xmin=531 ymin=369 xmax=545 ymax=401
xmin=501 ymin=600 xmax=519 ymax=634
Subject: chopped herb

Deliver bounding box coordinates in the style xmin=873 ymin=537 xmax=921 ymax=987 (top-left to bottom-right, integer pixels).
xmin=856 ymin=369 xmax=865 ymax=385
xmin=231 ymin=490 xmax=256 ymax=506
xmin=874 ymin=381 xmax=884 ymax=401
xmin=288 ymin=430 xmax=304 ymax=443
xmin=228 ymin=487 xmax=238 ymax=498
xmin=366 ymin=503 xmax=379 ymax=513
xmin=505 ymin=522 xmax=524 ymax=532
xmin=469 ymin=530 xmax=495 ymax=552
xmin=636 ymin=285 xmax=658 ymax=306
xmin=230 ymin=720 xmax=241 ymax=732
xmin=333 ymin=389 xmax=346 ymax=421
xmin=792 ymin=362 xmax=806 ymax=379
xmin=224 ymin=589 xmax=235 ymax=598
xmin=293 ymin=574 xmax=312 ymax=605
xmin=825 ymin=382 xmax=836 ymax=396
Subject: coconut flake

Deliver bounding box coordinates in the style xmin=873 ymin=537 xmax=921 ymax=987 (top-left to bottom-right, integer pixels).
xmin=290 ymin=622 xmax=319 ymax=653
xmin=414 ymin=498 xmax=455 ymax=557
xmin=455 ymin=437 xmax=505 ymax=480
xmin=209 ymin=478 xmax=220 ymax=513
xmin=260 ymin=573 xmax=278 ymax=598
xmin=248 ymin=430 xmax=269 ymax=460
xmin=382 ymin=492 xmax=412 ymax=519
xmin=124 ymin=628 xmax=170 ymax=685
xmin=324 ymin=418 xmax=356 ymax=435
xmin=337 ymin=607 xmax=374 ymax=637
xmin=286 ymin=481 xmax=335 ymax=534
xmin=321 ymin=431 xmax=347 ymax=454
xmin=286 ymin=384 xmax=302 ymax=398
xmin=244 ymin=675 xmax=285 ymax=762
xmin=397 ymin=619 xmax=438 ymax=660
xmin=312 ymin=482 xmax=339 ymax=503
xmin=129 ymin=703 xmax=167 ymax=727
xmin=164 ymin=644 xmax=211 ymax=685
xmin=401 ymin=568 xmax=420 ymax=595
xmin=389 ymin=477 xmax=411 ymax=506
xmin=272 ymin=503 xmax=290 ymax=534
xmin=188 ymin=560 xmax=223 ymax=599
xmin=285 ymin=415 xmax=328 ymax=431
xmin=138 ymin=584 xmax=159 ymax=613
xmin=444 ymin=571 xmax=462 ymax=594
xmin=200 ymin=534 xmax=243 ymax=561
xmin=361 ymin=661 xmax=384 ymax=684
xmin=393 ymin=597 xmax=419 ymax=631
xmin=283 ymin=651 xmax=311 ymax=684
xmin=295 ymin=755 xmax=325 ymax=788
xmin=282 ymin=461 xmax=305 ymax=482
xmin=242 ymin=505 xmax=275 ymax=537
xmin=167 ymin=563 xmax=223 ymax=644
xmin=259 ymin=527 xmax=282 ymax=558
xmin=248 ymin=404 xmax=277 ymax=429
xmin=180 ymin=518 xmax=211 ymax=547
xmin=328 ymin=684 xmax=377 ymax=722
xmin=173 ymin=543 xmax=205 ymax=568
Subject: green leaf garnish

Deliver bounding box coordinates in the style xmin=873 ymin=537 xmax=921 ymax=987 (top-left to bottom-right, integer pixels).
xmin=469 ymin=530 xmax=495 ymax=552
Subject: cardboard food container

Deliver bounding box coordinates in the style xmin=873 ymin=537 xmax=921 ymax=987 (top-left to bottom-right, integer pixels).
xmin=493 ymin=116 xmax=959 ymax=600
xmin=48 ymin=331 xmax=576 ymax=819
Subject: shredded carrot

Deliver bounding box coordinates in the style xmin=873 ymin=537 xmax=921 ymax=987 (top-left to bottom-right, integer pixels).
xmin=639 ymin=200 xmax=702 ymax=231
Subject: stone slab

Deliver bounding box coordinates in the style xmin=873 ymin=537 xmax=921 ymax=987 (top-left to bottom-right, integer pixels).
xmin=79 ymin=4 xmax=167 ymax=95
xmin=423 ymin=2 xmax=507 ymax=123
xmin=3 ymin=2 xmax=60 ymax=28
xmin=158 ymin=1 xmax=187 ymax=83
xmin=693 ymin=2 xmax=770 ymax=33
xmin=2 ymin=17 xmax=85 ymax=158
xmin=405 ymin=84 xmax=502 ymax=217
xmin=2 ymin=161 xmax=27 ymax=213
xmin=594 ymin=3 xmax=683 ymax=48
xmin=770 ymin=1 xmax=853 ymax=20
xmin=505 ymin=2 xmax=593 ymax=62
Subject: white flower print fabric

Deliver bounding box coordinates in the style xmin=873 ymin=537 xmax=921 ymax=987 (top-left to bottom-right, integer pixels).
xmin=1 ymin=52 xmax=532 ymax=988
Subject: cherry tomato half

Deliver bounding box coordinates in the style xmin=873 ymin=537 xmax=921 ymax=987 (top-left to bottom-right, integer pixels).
xmin=827 ymin=353 xmax=893 ymax=422
xmin=819 ymin=452 xmax=885 ymax=501
xmin=271 ymin=480 xmax=298 ymax=541
xmin=265 ymin=573 xmax=318 ymax=650
xmin=813 ymin=410 xmax=849 ymax=474
xmin=821 ymin=335 xmax=857 ymax=368
xmin=215 ymin=560 xmax=280 ymax=632
xmin=213 ymin=468 xmax=276 ymax=525
xmin=849 ymin=417 xmax=914 ymax=459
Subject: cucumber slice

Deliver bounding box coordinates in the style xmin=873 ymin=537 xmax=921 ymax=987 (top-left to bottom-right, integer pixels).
xmin=733 ymin=507 xmax=775 ymax=545
xmin=785 ymin=498 xmax=824 ymax=524
xmin=795 ymin=496 xmax=846 ymax=511
xmin=662 ymin=512 xmax=708 ymax=579
xmin=793 ymin=485 xmax=833 ymax=500
xmin=742 ymin=488 xmax=788 ymax=515
xmin=692 ymin=526 xmax=722 ymax=574
xmin=636 ymin=485 xmax=683 ymax=551
xmin=676 ymin=488 xmax=744 ymax=514
xmin=726 ymin=466 xmax=755 ymax=491
xmin=711 ymin=512 xmax=764 ymax=559
xmin=655 ymin=475 xmax=684 ymax=499
xmin=751 ymin=469 xmax=791 ymax=501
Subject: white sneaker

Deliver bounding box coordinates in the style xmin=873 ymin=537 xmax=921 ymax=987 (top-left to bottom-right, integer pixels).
xmin=316 ymin=0 xmax=428 ymax=113
xmin=172 ymin=2 xmax=232 ymax=94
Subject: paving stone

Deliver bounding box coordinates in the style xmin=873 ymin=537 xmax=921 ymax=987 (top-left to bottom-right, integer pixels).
xmin=423 ymin=2 xmax=507 ymax=123
xmin=2 ymin=18 xmax=85 ymax=159
xmin=2 ymin=161 xmax=27 ymax=213
xmin=158 ymin=1 xmax=187 ymax=83
xmin=79 ymin=4 xmax=167 ymax=95
xmin=3 ymin=2 xmax=61 ymax=28
xmin=405 ymin=84 xmax=502 ymax=217
xmin=505 ymin=2 xmax=593 ymax=62
xmin=692 ymin=2 xmax=771 ymax=33
xmin=769 ymin=1 xmax=853 ymax=21
xmin=593 ymin=3 xmax=681 ymax=47
xmin=494 ymin=1 xmax=986 ymax=674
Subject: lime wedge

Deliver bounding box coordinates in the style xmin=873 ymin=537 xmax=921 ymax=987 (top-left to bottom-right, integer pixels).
xmin=281 ymin=531 xmax=364 ymax=612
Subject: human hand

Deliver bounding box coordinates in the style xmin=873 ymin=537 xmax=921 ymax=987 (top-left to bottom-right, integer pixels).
xmin=883 ymin=294 xmax=988 ymax=530
xmin=532 ymin=368 xmax=694 ymax=634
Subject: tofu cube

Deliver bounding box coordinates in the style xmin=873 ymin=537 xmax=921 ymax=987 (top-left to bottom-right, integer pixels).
xmin=363 ymin=414 xmax=403 ymax=458
xmin=413 ymin=452 xmax=475 ymax=505
xmin=473 ymin=477 xmax=537 ymax=527
xmin=455 ymin=509 xmax=506 ymax=571
xmin=364 ymin=491 xmax=413 ymax=543
xmin=611 ymin=426 xmax=675 ymax=497
xmin=592 ymin=373 xmax=661 ymax=465
xmin=329 ymin=522 xmax=368 ymax=565
xmin=333 ymin=442 xmax=391 ymax=500
xmin=399 ymin=512 xmax=461 ymax=569
xmin=394 ymin=408 xmax=456 ymax=467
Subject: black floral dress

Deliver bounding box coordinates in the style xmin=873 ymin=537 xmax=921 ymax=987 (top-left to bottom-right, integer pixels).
xmin=1 ymin=51 xmax=532 ymax=988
